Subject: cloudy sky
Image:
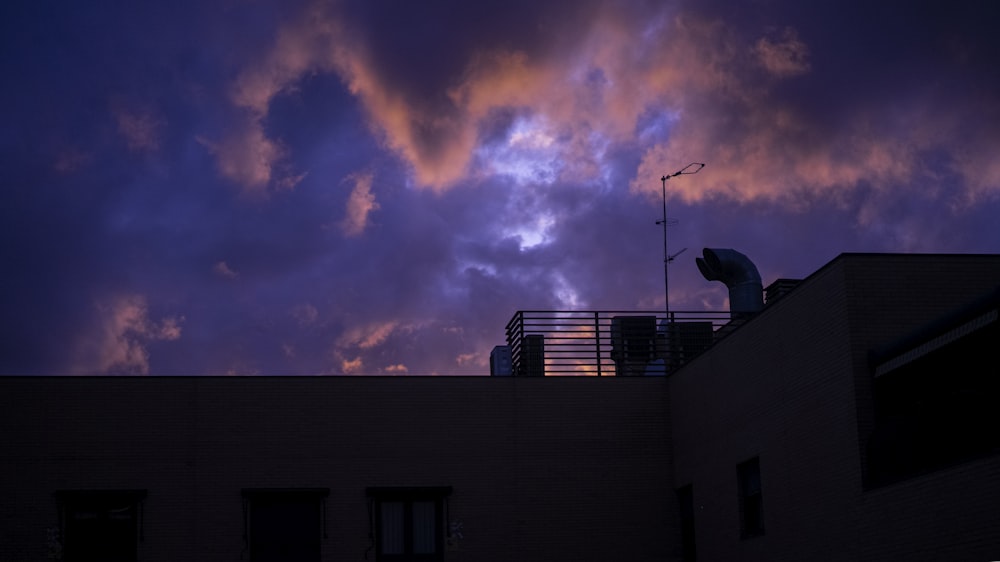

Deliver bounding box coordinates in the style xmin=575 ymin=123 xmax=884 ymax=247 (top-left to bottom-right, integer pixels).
xmin=2 ymin=0 xmax=998 ymax=375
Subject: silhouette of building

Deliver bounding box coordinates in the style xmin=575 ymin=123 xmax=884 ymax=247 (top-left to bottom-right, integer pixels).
xmin=2 ymin=252 xmax=999 ymax=561
xmin=668 ymin=252 xmax=1000 ymax=560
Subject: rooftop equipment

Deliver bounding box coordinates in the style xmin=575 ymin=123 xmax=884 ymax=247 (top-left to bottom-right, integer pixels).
xmin=696 ymin=248 xmax=764 ymax=316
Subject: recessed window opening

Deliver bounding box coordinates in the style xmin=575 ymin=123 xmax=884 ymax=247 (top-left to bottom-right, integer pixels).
xmin=241 ymin=488 xmax=329 ymax=562
xmin=676 ymin=484 xmax=697 ymax=561
xmin=55 ymin=489 xmax=147 ymax=562
xmin=737 ymin=457 xmax=765 ymax=538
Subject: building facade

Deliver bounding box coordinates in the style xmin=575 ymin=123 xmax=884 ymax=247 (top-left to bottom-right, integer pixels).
xmin=2 ymin=253 xmax=999 ymax=561
xmin=0 ymin=377 xmax=675 ymax=562
xmin=669 ymin=253 xmax=1000 ymax=561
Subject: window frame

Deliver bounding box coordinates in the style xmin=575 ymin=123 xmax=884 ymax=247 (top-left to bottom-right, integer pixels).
xmin=241 ymin=488 xmax=329 ymax=562
xmin=366 ymin=487 xmax=452 ymax=562
xmin=55 ymin=489 xmax=147 ymax=562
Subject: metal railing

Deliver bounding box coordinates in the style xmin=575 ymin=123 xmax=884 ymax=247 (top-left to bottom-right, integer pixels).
xmin=504 ymin=310 xmax=741 ymax=376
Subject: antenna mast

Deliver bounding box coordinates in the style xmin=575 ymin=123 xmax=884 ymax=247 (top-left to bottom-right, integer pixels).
xmin=657 ymin=163 xmax=704 ymax=320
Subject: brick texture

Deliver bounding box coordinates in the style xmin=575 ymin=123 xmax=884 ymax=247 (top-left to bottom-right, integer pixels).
xmin=0 ymin=376 xmax=676 ymax=562
xmin=669 ymin=253 xmax=1000 ymax=561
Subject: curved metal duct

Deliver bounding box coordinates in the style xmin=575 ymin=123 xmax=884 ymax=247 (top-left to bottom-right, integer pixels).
xmin=696 ymin=248 xmax=764 ymax=315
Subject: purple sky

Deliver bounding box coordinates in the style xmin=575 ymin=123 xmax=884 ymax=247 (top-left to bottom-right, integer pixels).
xmin=2 ymin=0 xmax=998 ymax=375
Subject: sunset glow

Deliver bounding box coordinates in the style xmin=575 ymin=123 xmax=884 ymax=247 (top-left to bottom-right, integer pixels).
xmin=2 ymin=0 xmax=998 ymax=374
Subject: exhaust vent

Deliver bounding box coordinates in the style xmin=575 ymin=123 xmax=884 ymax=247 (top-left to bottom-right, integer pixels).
xmin=696 ymin=248 xmax=764 ymax=315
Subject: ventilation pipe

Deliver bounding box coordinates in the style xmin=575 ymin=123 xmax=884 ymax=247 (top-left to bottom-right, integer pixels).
xmin=696 ymin=248 xmax=764 ymax=315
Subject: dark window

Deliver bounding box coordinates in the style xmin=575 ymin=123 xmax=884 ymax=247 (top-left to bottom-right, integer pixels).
xmin=867 ymin=310 xmax=1000 ymax=488
xmin=367 ymin=487 xmax=451 ymax=562
xmin=737 ymin=457 xmax=764 ymax=538
xmin=676 ymin=484 xmax=697 ymax=561
xmin=242 ymin=489 xmax=328 ymax=562
xmin=56 ymin=490 xmax=146 ymax=562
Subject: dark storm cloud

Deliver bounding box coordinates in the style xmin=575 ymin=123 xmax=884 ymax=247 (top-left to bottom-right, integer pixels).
xmin=334 ymin=0 xmax=602 ymax=101
xmin=1 ymin=0 xmax=998 ymax=375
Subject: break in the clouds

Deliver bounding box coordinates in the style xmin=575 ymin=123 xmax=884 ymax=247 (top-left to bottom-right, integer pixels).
xmin=1 ymin=0 xmax=998 ymax=374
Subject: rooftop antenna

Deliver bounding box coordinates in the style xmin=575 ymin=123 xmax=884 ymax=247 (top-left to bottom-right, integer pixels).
xmin=658 ymin=163 xmax=704 ymax=320
xmin=667 ymin=247 xmax=688 ymax=263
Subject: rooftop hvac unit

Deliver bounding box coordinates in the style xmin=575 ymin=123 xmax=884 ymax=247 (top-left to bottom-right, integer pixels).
xmin=611 ymin=316 xmax=657 ymax=376
xmin=662 ymin=321 xmax=715 ymax=367
xmin=490 ymin=345 xmax=512 ymax=376
xmin=517 ymin=334 xmax=545 ymax=377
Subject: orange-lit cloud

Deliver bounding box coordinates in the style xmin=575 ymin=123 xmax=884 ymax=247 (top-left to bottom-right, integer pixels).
xmin=454 ymin=352 xmax=481 ymax=367
xmin=72 ymin=295 xmax=183 ymax=375
xmin=198 ymin=122 xmax=286 ymax=197
xmin=209 ymin=7 xmax=335 ymax=196
xmin=401 ymin=9 xmax=1000 ymax=210
xmin=340 ymin=171 xmax=379 ymax=236
xmin=331 ymin=320 xmax=431 ymax=374
xmin=324 ymin=10 xmax=744 ymax=192
xmin=626 ymin=15 xmax=997 ymax=209
xmin=190 ymin=0 xmax=1000 ymax=210
xmin=225 ymin=4 xmax=634 ymax=191
xmin=754 ymin=28 xmax=811 ymax=77
xmin=336 ymin=320 xmax=402 ymax=350
xmin=340 ymin=355 xmax=363 ymax=374
xmin=230 ymin=2 xmax=341 ymax=117
xmin=330 ymin=44 xmax=477 ymax=189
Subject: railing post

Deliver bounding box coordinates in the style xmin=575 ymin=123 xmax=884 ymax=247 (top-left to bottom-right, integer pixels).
xmin=516 ymin=311 xmax=524 ymax=376
xmin=594 ymin=311 xmax=601 ymax=376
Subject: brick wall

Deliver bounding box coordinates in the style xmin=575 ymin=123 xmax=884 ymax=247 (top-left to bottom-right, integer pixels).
xmin=0 ymin=376 xmax=676 ymax=562
xmin=668 ymin=253 xmax=1000 ymax=561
